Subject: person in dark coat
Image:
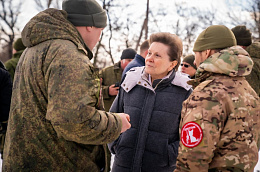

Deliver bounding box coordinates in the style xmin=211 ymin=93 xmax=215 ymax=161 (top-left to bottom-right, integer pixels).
xmin=0 ymin=60 xmax=12 ymax=159
xmin=108 ymin=32 xmax=192 ymax=172
xmin=121 ymin=40 xmax=149 ymax=81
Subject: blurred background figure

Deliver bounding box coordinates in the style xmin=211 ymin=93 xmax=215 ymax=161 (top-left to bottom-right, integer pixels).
xmin=181 ymin=54 xmax=197 ymax=79
xmin=121 ymin=40 xmax=149 ymax=81
xmin=231 ymin=25 xmax=260 ymax=96
xmin=0 ymin=60 xmax=12 ymax=159
xmin=100 ymin=48 xmax=136 ymax=111
xmin=5 ymin=38 xmax=26 ymax=81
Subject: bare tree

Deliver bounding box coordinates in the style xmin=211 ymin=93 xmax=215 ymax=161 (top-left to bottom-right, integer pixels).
xmin=93 ymin=0 xmax=116 ymax=68
xmin=227 ymin=0 xmax=260 ymax=41
xmin=34 ymin=0 xmax=61 ymax=11
xmin=0 ymin=0 xmax=22 ymax=62
xmin=249 ymin=0 xmax=260 ymax=40
xmin=135 ymin=0 xmax=149 ymax=50
xmin=93 ymin=0 xmax=139 ymax=68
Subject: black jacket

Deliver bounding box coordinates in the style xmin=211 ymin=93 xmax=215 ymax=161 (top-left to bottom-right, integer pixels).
xmin=0 ymin=62 xmax=12 ymax=123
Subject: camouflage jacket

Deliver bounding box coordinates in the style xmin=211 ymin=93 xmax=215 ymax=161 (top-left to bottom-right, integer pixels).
xmin=246 ymin=42 xmax=260 ymax=96
xmin=175 ymin=46 xmax=260 ymax=172
xmin=3 ymin=8 xmax=122 ymax=172
xmin=99 ymin=61 xmax=122 ymax=111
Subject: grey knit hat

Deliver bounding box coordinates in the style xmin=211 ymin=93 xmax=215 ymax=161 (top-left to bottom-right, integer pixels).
xmin=62 ymin=0 xmax=107 ymax=28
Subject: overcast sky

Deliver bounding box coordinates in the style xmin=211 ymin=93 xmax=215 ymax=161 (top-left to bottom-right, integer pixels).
xmin=18 ymin=0 xmax=230 ymax=30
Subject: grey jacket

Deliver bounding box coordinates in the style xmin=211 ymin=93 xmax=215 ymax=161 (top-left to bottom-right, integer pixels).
xmin=108 ymin=67 xmax=192 ymax=172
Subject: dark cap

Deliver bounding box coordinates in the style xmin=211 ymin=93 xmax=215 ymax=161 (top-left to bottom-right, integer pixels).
xmin=182 ymin=54 xmax=197 ymax=70
xmin=62 ymin=0 xmax=107 ymax=28
xmin=120 ymin=48 xmax=137 ymax=60
xmin=231 ymin=25 xmax=252 ymax=46
xmin=13 ymin=38 xmax=26 ymax=51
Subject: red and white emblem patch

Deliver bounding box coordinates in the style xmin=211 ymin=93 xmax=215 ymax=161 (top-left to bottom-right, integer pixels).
xmin=181 ymin=122 xmax=203 ymax=148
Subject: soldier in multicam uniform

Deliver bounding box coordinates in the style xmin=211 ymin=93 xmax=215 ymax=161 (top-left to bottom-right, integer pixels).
xmin=175 ymin=25 xmax=260 ymax=172
xmin=3 ymin=0 xmax=131 ymax=171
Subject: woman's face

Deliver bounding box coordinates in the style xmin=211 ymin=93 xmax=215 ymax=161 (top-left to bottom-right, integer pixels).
xmin=145 ymin=42 xmax=177 ymax=81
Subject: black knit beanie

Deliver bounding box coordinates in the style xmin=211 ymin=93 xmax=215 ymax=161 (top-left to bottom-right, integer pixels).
xmin=231 ymin=25 xmax=252 ymax=46
xmin=182 ymin=54 xmax=197 ymax=70
xmin=62 ymin=0 xmax=107 ymax=28
xmin=120 ymin=48 xmax=137 ymax=60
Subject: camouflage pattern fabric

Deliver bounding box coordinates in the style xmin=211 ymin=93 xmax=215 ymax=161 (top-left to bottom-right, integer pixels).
xmin=175 ymin=46 xmax=260 ymax=171
xmin=3 ymin=8 xmax=122 ymax=172
xmin=246 ymin=42 xmax=260 ymax=96
xmin=99 ymin=61 xmax=122 ymax=111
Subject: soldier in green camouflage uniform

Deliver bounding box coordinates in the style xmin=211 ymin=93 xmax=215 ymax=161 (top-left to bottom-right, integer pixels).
xmin=175 ymin=25 xmax=260 ymax=172
xmin=99 ymin=48 xmax=136 ymax=111
xmin=4 ymin=38 xmax=26 ymax=81
xmin=231 ymin=25 xmax=260 ymax=96
xmin=3 ymin=0 xmax=131 ymax=171
xmin=245 ymin=42 xmax=260 ymax=96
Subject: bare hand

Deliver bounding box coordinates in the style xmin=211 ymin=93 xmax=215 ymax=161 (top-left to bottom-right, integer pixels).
xmin=118 ymin=113 xmax=131 ymax=133
xmin=109 ymin=84 xmax=119 ymax=96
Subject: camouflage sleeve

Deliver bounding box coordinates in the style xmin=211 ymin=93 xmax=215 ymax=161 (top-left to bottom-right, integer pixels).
xmin=102 ymin=86 xmax=110 ymax=99
xmin=4 ymin=61 xmax=15 ymax=81
xmin=99 ymin=69 xmax=110 ymax=99
xmin=175 ymin=81 xmax=226 ymax=172
xmin=45 ymin=42 xmax=122 ymax=145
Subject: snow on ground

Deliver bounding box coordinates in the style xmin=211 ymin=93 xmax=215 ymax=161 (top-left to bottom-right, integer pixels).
xmin=110 ymin=152 xmax=260 ymax=172
xmin=0 ymin=151 xmax=259 ymax=171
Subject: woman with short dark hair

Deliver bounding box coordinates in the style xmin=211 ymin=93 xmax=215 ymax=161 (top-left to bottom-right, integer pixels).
xmin=108 ymin=32 xmax=192 ymax=172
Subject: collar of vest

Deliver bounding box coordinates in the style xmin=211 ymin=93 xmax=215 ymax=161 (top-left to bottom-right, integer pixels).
xmin=121 ymin=66 xmax=192 ymax=93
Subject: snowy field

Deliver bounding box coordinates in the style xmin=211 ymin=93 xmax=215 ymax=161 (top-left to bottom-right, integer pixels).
xmin=0 ymin=152 xmax=259 ymax=171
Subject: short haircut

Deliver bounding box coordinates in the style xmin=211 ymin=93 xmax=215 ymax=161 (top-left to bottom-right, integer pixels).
xmin=149 ymin=32 xmax=183 ymax=71
xmin=140 ymin=40 xmax=149 ymax=53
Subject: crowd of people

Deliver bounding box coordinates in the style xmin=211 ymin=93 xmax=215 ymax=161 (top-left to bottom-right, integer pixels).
xmin=0 ymin=0 xmax=259 ymax=171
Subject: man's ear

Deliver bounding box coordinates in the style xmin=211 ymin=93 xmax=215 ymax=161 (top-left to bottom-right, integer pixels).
xmin=205 ymin=49 xmax=213 ymax=58
xmin=86 ymin=26 xmax=93 ymax=32
xmin=144 ymin=50 xmax=148 ymax=57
